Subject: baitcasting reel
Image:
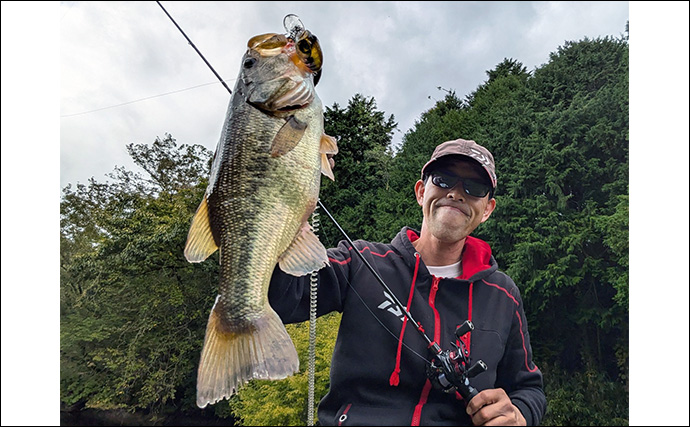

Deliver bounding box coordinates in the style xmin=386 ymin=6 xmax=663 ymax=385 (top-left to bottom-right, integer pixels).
xmin=315 ymin=204 xmax=489 ymax=403
xmin=426 ymin=320 xmax=488 ymax=402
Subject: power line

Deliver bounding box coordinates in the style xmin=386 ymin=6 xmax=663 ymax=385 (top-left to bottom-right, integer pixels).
xmin=62 ymin=1 xmax=236 ymax=119
xmin=60 ymin=80 xmax=231 ymax=118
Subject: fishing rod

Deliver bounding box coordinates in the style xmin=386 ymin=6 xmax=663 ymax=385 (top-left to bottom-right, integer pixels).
xmin=156 ymin=1 xmax=233 ymax=95
xmin=317 ymin=201 xmax=486 ymax=400
xmin=157 ymin=3 xmax=486 ymax=402
xmin=157 ymin=6 xmax=323 ymax=422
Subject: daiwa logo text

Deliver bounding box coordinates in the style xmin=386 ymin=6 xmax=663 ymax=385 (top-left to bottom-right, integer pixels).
xmin=470 ymin=148 xmax=491 ymax=165
xmin=378 ymin=291 xmax=405 ymax=322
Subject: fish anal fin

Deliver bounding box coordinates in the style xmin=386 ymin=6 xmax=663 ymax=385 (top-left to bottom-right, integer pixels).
xmin=184 ymin=197 xmax=219 ymax=262
xmin=278 ymin=222 xmax=329 ymax=276
xmin=271 ymin=116 xmax=307 ymax=157
xmin=319 ymin=134 xmax=338 ymax=180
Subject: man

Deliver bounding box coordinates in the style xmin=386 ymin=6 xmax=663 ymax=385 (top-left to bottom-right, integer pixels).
xmin=269 ymin=138 xmax=547 ymax=425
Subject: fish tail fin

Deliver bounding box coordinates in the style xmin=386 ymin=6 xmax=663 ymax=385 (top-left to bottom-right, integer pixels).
xmin=196 ymin=296 xmax=299 ymax=408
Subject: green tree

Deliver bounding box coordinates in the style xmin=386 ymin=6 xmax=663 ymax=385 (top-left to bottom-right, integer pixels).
xmin=60 ymin=99 xmax=398 ymax=421
xmin=60 ymin=134 xmax=221 ymax=417
xmin=371 ymin=36 xmax=629 ymax=425
xmin=318 ymin=94 xmax=398 ymax=245
xmin=229 ymin=313 xmax=341 ymax=425
xmin=60 ymin=32 xmax=629 ymax=426
xmin=515 ymin=36 xmax=629 ymax=385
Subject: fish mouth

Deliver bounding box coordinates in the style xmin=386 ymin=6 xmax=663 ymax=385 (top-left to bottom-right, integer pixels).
xmin=247 ymin=77 xmax=314 ymax=114
xmin=249 ymin=100 xmax=305 ymax=113
xmin=276 ymin=104 xmax=305 ymax=112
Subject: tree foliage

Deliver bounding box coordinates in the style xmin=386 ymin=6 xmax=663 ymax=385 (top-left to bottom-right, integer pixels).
xmin=60 ymin=134 xmax=218 ymax=416
xmin=386 ymin=37 xmax=629 ymax=425
xmin=61 ymin=33 xmax=629 ymax=425
xmin=229 ymin=314 xmax=341 ymax=426
xmin=318 ymin=94 xmax=398 ymax=245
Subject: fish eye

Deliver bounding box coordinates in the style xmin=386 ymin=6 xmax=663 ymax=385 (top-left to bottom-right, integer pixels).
xmin=243 ymin=57 xmax=257 ymax=69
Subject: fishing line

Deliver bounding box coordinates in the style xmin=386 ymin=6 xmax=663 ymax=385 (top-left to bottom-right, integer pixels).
xmin=308 ymin=207 xmax=320 ymax=426
xmin=156 ymin=2 xmax=433 ymax=405
xmin=156 ymin=1 xmax=233 ymax=96
xmin=317 ymin=201 xmax=437 ymax=351
xmin=315 ymin=214 xmax=430 ymax=365
xmin=338 ymin=270 xmax=431 ymax=365
xmin=154 ymin=0 xmax=434 ymax=359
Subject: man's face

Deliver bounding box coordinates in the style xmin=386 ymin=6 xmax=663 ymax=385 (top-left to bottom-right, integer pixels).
xmin=415 ymin=158 xmax=496 ymax=243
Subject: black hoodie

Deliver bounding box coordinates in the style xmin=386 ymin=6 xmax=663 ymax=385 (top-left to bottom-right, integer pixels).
xmin=269 ymin=227 xmax=546 ymax=426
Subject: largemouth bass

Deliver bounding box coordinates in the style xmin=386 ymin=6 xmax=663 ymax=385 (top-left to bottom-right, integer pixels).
xmin=184 ymin=26 xmax=337 ymax=408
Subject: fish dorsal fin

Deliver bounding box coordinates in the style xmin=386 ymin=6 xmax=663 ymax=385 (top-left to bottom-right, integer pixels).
xmin=319 ymin=133 xmax=338 ymax=181
xmin=184 ymin=197 xmax=219 ymax=262
xmin=271 ymin=115 xmax=307 ymax=157
xmin=278 ymin=222 xmax=329 ymax=276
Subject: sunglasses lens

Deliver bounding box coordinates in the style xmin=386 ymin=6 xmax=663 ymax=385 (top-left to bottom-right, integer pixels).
xmin=431 ymin=171 xmax=489 ymax=197
xmin=431 ymin=172 xmax=457 ymax=189
xmin=462 ymin=178 xmax=490 ymax=198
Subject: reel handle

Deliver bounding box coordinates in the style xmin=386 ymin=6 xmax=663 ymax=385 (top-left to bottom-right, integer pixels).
xmin=427 ymin=320 xmax=488 ymax=403
xmin=455 ymin=320 xmax=474 ymax=338
xmin=466 ymin=360 xmax=487 ymax=379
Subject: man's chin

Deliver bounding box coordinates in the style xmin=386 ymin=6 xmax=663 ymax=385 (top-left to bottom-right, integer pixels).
xmin=428 ymin=224 xmax=467 ymax=244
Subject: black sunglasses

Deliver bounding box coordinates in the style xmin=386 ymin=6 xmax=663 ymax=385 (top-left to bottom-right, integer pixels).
xmin=429 ymin=170 xmax=491 ymax=198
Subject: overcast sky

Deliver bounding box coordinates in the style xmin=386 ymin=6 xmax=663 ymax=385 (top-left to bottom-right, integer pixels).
xmin=2 ymin=2 xmax=690 ymax=426
xmin=56 ymin=1 xmax=632 ymax=191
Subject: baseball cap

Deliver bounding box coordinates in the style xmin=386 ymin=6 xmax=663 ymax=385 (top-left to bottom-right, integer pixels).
xmin=420 ymin=138 xmax=497 ymax=189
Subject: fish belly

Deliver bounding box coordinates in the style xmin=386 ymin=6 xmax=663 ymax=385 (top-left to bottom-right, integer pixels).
xmin=196 ymin=105 xmax=321 ymax=408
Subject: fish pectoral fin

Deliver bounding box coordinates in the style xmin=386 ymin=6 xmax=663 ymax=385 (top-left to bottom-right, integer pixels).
xmin=278 ymin=222 xmax=329 ymax=276
xmin=184 ymin=197 xmax=219 ymax=262
xmin=270 ymin=116 xmax=307 ymax=157
xmin=319 ymin=133 xmax=339 ymax=181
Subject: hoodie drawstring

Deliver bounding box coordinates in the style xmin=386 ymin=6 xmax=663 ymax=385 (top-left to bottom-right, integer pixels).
xmin=389 ymin=252 xmax=421 ymax=386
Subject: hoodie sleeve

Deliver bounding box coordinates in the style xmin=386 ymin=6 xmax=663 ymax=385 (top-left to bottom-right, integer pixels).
xmin=268 ymin=239 xmax=354 ymax=324
xmin=494 ymin=284 xmax=547 ymax=426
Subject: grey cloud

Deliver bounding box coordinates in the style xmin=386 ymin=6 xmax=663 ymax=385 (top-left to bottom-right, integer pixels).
xmin=59 ymin=1 xmax=629 ymax=190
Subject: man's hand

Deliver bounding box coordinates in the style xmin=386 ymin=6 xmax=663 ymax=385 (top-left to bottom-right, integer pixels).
xmin=466 ymin=388 xmax=526 ymax=426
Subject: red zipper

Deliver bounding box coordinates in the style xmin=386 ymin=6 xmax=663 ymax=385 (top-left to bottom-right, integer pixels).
xmin=429 ymin=276 xmax=441 ymax=344
xmin=411 ymin=277 xmax=442 ymax=425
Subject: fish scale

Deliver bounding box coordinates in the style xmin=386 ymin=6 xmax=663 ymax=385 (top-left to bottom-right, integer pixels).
xmin=184 ymin=27 xmax=337 ymax=408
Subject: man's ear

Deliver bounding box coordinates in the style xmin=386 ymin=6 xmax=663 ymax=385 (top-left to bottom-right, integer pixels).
xmin=414 ymin=180 xmax=425 ymax=206
xmin=481 ymin=197 xmax=497 ymax=223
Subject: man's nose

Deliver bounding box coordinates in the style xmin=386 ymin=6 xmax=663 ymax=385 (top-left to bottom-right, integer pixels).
xmin=446 ymin=184 xmax=466 ymax=200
